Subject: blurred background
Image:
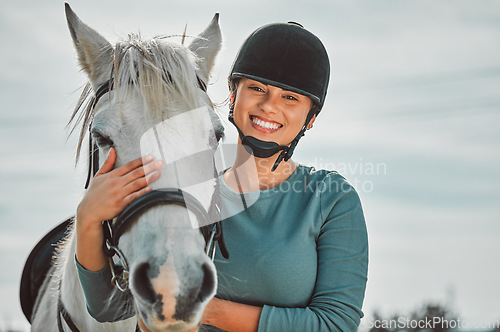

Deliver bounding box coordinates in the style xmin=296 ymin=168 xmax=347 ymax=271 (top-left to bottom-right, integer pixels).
xmin=1 ymin=1 xmax=499 ymax=331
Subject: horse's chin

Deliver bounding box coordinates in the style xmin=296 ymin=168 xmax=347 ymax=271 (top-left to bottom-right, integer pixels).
xmin=137 ymin=315 xmax=201 ymax=332
xmin=135 ymin=296 xmax=205 ymax=332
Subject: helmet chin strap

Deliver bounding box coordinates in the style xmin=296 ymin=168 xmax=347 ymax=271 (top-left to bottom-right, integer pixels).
xmin=228 ymin=109 xmax=317 ymax=172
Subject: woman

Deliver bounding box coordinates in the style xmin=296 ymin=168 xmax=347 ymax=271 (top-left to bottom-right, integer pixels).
xmin=76 ymin=22 xmax=368 ymax=332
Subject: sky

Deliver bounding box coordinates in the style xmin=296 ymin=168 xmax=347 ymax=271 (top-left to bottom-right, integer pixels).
xmin=1 ymin=0 xmax=499 ymax=331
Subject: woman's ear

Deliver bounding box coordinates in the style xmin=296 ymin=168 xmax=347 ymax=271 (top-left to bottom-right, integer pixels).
xmin=306 ymin=114 xmax=316 ymax=130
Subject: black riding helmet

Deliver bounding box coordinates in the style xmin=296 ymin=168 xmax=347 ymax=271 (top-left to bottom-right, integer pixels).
xmin=228 ymin=22 xmax=330 ymax=171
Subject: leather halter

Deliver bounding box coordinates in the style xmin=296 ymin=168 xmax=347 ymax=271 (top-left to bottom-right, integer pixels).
xmin=102 ymin=188 xmax=229 ymax=292
xmin=57 ymin=75 xmax=228 ymax=331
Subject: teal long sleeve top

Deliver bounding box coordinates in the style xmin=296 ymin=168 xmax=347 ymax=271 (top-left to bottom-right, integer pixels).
xmin=76 ymin=165 xmax=368 ymax=331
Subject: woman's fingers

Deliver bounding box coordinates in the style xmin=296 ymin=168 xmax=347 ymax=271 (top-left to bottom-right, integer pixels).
xmin=95 ymin=147 xmax=116 ymax=176
xmin=122 ymin=185 xmax=153 ymax=207
xmin=122 ymin=169 xmax=162 ymax=197
xmin=122 ymin=159 xmax=164 ymax=184
xmin=84 ymin=152 xmax=163 ymax=219
xmin=114 ymin=154 xmax=155 ymax=177
xmin=145 ymin=167 xmax=162 ymax=184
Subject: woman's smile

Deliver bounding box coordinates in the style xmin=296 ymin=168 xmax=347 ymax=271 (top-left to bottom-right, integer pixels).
xmin=249 ymin=115 xmax=283 ymax=133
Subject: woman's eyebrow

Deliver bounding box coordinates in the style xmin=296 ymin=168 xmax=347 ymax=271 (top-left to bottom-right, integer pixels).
xmin=281 ymin=89 xmax=300 ymax=95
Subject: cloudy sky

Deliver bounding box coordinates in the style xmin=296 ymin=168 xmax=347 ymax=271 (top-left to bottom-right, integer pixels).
xmin=1 ymin=0 xmax=499 ymax=330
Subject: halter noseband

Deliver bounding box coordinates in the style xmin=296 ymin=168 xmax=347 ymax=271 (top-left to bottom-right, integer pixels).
xmin=102 ymin=189 xmax=229 ymax=292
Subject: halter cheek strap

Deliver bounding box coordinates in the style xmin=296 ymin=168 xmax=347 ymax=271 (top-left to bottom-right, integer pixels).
xmin=84 ymin=75 xmax=208 ymax=189
xmin=84 ymin=81 xmax=113 ymax=190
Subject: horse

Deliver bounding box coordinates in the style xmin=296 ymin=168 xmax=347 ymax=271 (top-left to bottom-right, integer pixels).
xmin=26 ymin=4 xmax=224 ymax=331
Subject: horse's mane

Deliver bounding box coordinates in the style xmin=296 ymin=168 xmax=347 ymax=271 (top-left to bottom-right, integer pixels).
xmin=67 ymin=33 xmax=221 ymax=163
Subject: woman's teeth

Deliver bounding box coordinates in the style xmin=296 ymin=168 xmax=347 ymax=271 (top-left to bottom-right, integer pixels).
xmin=251 ymin=116 xmax=281 ymax=130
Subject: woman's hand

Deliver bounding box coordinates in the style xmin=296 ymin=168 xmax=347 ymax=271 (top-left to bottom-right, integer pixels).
xmin=76 ymin=147 xmax=163 ymax=271
xmin=202 ymin=297 xmax=262 ymax=332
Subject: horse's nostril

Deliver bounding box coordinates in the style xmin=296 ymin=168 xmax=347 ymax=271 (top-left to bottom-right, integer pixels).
xmin=173 ymin=262 xmax=216 ymax=321
xmin=132 ymin=262 xmax=157 ymax=305
xmin=198 ymin=262 xmax=216 ymax=303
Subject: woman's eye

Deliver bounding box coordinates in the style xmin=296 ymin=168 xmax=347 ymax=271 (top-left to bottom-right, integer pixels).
xmin=91 ymin=130 xmax=114 ymax=148
xmin=250 ymin=86 xmax=265 ymax=93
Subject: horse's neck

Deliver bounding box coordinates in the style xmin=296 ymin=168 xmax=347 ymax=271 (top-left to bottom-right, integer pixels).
xmin=57 ymin=224 xmax=137 ymax=331
xmin=56 ymin=229 xmax=85 ymax=314
xmin=58 ymin=225 xmax=92 ymax=328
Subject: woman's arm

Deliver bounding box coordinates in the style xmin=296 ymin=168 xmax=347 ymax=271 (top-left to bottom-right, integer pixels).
xmin=76 ymin=147 xmax=163 ymax=271
xmin=201 ymin=297 xmax=262 ymax=332
xmin=75 ymin=147 xmax=163 ymax=321
xmin=258 ymin=178 xmax=368 ymax=331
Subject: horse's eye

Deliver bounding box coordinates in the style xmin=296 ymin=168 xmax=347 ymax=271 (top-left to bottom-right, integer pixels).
xmin=91 ymin=129 xmax=114 ymax=148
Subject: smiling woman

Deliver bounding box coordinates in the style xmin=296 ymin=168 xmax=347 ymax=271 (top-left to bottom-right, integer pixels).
xmin=198 ymin=22 xmax=369 ymax=332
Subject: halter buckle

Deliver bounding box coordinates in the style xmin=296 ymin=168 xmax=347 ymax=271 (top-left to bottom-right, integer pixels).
xmin=204 ymin=225 xmax=217 ymax=260
xmin=107 ymin=245 xmax=130 ymax=292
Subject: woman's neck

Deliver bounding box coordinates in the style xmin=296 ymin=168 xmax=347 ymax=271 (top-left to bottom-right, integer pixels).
xmin=224 ymin=143 xmax=298 ymax=193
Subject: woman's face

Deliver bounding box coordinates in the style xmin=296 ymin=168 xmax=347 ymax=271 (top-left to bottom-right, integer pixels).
xmin=232 ymin=78 xmax=314 ymax=147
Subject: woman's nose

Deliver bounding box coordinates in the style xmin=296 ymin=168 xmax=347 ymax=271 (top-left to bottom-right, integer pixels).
xmin=258 ymin=92 xmax=280 ymax=114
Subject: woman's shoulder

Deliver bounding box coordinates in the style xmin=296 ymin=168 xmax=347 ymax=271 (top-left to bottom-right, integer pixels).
xmin=296 ymin=164 xmax=355 ymax=192
xmin=296 ymin=163 xmax=361 ymax=205
xmin=296 ymin=164 xmax=365 ymax=228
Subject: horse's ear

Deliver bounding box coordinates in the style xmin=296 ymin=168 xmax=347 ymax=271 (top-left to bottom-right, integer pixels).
xmin=65 ymin=3 xmax=113 ymax=88
xmin=188 ymin=13 xmax=222 ymax=84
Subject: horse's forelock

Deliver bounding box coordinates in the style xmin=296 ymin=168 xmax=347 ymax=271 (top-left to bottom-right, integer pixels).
xmin=113 ymin=35 xmax=202 ymax=115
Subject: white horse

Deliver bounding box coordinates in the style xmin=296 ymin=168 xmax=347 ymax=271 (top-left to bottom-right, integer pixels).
xmin=30 ymin=4 xmax=223 ymax=331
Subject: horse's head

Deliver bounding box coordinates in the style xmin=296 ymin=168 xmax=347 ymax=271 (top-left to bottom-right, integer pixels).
xmin=66 ymin=4 xmax=223 ymax=331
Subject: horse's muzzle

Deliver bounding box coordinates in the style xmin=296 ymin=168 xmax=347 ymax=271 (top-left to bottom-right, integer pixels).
xmin=131 ymin=257 xmax=216 ymax=329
